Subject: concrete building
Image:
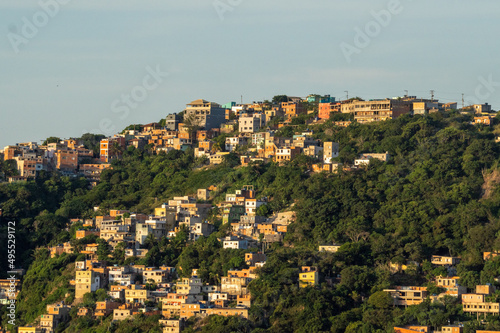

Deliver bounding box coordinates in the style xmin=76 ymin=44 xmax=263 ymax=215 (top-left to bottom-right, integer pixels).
xmin=225 ymin=136 xmax=248 ymax=152
xmin=176 ymin=277 xmax=202 ymax=295
xmin=125 ymin=284 xmax=152 ymax=304
xmin=239 ymin=113 xmax=266 ymax=133
xmin=222 ymin=236 xmax=248 ymax=249
xmin=473 ymin=103 xmax=492 ymax=113
xmin=275 ymin=146 xmax=301 ymax=164
xmin=323 ymin=142 xmax=339 ymax=164
xmin=75 ymin=269 xmax=103 ymax=299
xmin=281 ymin=102 xmax=306 ymax=119
xmin=355 ymin=152 xmax=390 ymax=166
xmin=159 ymin=319 xmax=185 ymax=333
xmin=431 ymin=255 xmax=460 ymax=266
xmin=318 ymin=245 xmax=341 ymax=253
xmin=384 ymin=286 xmax=428 ymax=307
xmin=318 ymin=102 xmax=341 ymax=119
xmin=348 ymin=99 xmax=412 ymax=123
xmin=166 ymin=113 xmax=182 ymax=131
xmin=184 ymin=99 xmax=226 ymax=130
xmin=100 ymin=137 xmax=126 ymax=163
xmin=299 ymin=266 xmax=318 ymax=288
xmin=435 ymin=276 xmax=466 ymax=297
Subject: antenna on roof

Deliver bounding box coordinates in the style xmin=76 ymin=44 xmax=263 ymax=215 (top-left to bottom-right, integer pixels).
xmin=404 ymin=90 xmax=408 ymax=98
xmin=344 ymin=91 xmax=349 ymax=100
xmin=430 ymin=90 xmax=435 ymax=102
xmin=462 ymin=93 xmax=465 ymax=110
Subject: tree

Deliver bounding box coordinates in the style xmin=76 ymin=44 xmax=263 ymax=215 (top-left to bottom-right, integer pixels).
xmin=272 ymin=95 xmax=288 ymax=105
xmin=42 ymin=136 xmax=61 ymax=145
xmin=367 ymin=291 xmax=393 ymax=309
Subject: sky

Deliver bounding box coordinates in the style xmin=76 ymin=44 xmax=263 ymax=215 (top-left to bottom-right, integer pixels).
xmin=1 ymin=0 xmax=499 ymax=147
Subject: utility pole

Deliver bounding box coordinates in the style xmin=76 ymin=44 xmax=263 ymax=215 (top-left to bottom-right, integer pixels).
xmin=430 ymin=90 xmax=435 ymax=102
xmin=344 ymin=91 xmax=349 ymax=100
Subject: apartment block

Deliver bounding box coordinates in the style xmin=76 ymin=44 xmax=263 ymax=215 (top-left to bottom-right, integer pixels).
xmin=184 ymin=99 xmax=226 ymax=130
xmin=384 ymin=286 xmax=428 ymax=306
xmin=350 ymin=99 xmax=412 ymax=123
xmin=318 ymin=102 xmax=341 ymax=119
xmin=239 ymin=113 xmax=266 ymax=133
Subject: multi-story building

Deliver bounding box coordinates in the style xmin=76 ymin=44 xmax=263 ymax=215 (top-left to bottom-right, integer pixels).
xmin=462 ymin=291 xmax=499 ymax=317
xmin=472 ymin=103 xmax=492 ymax=113
xmin=434 ymin=325 xmax=463 ymax=333
xmin=275 ymin=146 xmax=301 ymax=164
xmin=55 ymin=149 xmax=78 ymax=171
xmin=413 ymin=100 xmax=440 ymax=115
xmin=239 ymin=113 xmax=266 ymax=133
xmin=108 ymin=266 xmax=135 ymax=287
xmin=180 ymin=303 xmax=201 ymax=319
xmin=354 ymin=152 xmax=390 ymax=166
xmin=225 ymin=136 xmax=248 ymax=152
xmin=113 ymin=304 xmax=140 ymax=321
xmin=323 ymin=142 xmax=339 ymax=164
xmin=435 ymin=276 xmax=466 ymax=297
xmin=3 ymin=145 xmax=21 ymax=161
xmin=95 ymin=300 xmax=121 ymax=317
xmin=222 ymin=204 xmax=245 ymax=224
xmin=166 ymin=113 xmax=182 ymax=131
xmin=281 ymin=102 xmax=306 ymax=119
xmin=299 ymin=266 xmax=318 ymax=288
xmin=159 ymin=319 xmax=185 ymax=333
xmin=220 ymin=275 xmax=252 ymax=296
xmin=12 ymin=156 xmax=43 ymax=178
xmin=75 ymin=269 xmax=103 ymax=299
xmin=222 ymin=235 xmax=248 ymax=249
xmin=99 ymin=137 xmax=126 ymax=163
xmin=125 ymin=284 xmax=152 ymax=304
xmin=384 ymin=286 xmax=428 ymax=307
xmin=143 ymin=267 xmax=170 ymax=284
xmin=184 ymin=99 xmax=226 ymax=130
xmin=349 ymin=99 xmax=412 ymax=123
xmin=431 ymin=255 xmax=460 ymax=266
xmin=474 ymin=116 xmax=493 ymax=126
xmin=318 ymin=102 xmax=341 ymax=119
xmin=245 ymin=252 xmax=266 ymax=266
xmin=176 ymin=277 xmax=202 ymax=295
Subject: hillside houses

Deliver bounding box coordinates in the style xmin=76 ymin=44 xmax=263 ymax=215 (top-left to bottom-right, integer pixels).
xmin=5 ymin=94 xmax=489 ymax=187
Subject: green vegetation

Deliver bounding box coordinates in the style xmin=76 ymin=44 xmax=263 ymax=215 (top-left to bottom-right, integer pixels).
xmin=4 ymin=112 xmax=500 ymax=331
xmin=42 ymin=136 xmax=61 ymax=145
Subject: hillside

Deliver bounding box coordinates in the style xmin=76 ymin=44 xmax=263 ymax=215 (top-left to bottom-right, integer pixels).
xmin=3 ymin=112 xmax=500 ymax=332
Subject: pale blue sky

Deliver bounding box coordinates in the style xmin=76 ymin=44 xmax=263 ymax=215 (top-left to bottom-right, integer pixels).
xmin=1 ymin=0 xmax=499 ymax=147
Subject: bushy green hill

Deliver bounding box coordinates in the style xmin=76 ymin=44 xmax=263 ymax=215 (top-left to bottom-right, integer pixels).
xmin=4 ymin=112 xmax=500 ymax=332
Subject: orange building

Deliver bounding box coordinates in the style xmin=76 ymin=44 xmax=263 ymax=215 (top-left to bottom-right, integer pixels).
xmin=3 ymin=146 xmax=21 ymax=161
xmin=55 ymin=149 xmax=78 ymax=170
xmin=318 ymin=102 xmax=341 ymax=119
xmin=75 ymin=230 xmax=99 ymax=240
xmin=281 ymin=102 xmax=306 ymax=119
xmin=100 ymin=137 xmax=126 ymax=163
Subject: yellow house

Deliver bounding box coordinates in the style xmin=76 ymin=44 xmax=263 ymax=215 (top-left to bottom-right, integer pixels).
xmin=299 ymin=266 xmax=318 ymax=288
xmin=125 ymin=284 xmax=151 ymax=304
xmin=18 ymin=328 xmax=43 ymax=333
xmin=75 ymin=270 xmax=102 ymax=299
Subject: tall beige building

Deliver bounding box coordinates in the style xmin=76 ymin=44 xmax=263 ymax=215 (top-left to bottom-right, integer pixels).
xmin=184 ymin=99 xmax=226 ymax=130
